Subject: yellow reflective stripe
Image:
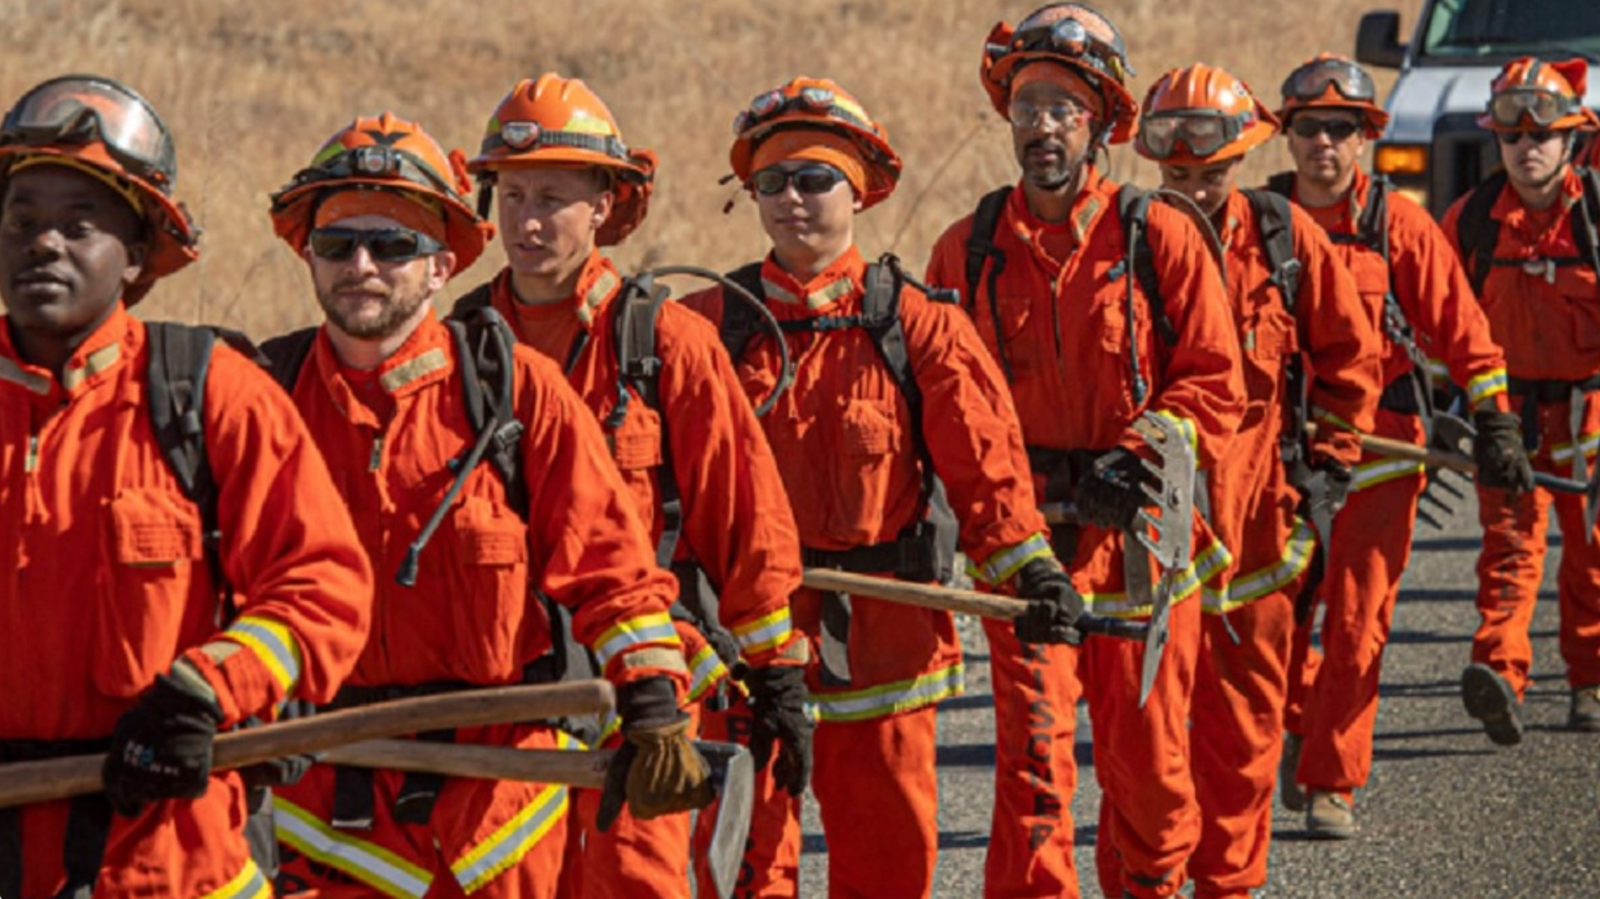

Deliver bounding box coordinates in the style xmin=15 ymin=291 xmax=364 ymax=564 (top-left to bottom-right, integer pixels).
xmin=732 ymin=607 xmax=792 ymax=657
xmin=274 ymin=798 xmax=433 ymax=899
xmin=1425 ymin=357 xmax=1451 ymax=380
xmin=451 ymin=783 xmax=569 ymax=893
xmin=1311 ymin=406 xmax=1360 ymax=434
xmin=1202 ymin=518 xmax=1317 ymax=614
xmin=971 ymin=533 xmax=1054 ymax=586
xmin=1352 ymin=457 xmax=1425 ymax=492
xmin=686 ymin=644 xmax=730 ymax=703
xmin=200 ymin=859 xmax=271 ymax=899
xmin=1084 ymin=539 xmax=1232 ymax=618
xmin=811 ymin=663 xmax=963 ymax=722
xmin=1467 ymin=368 xmax=1509 ymax=405
xmin=593 ymin=612 xmax=679 ymax=669
xmin=223 ymin=616 xmax=302 ymax=694
xmin=1151 ymin=410 xmax=1198 ymax=457
xmin=1550 ymin=431 xmax=1600 ymax=463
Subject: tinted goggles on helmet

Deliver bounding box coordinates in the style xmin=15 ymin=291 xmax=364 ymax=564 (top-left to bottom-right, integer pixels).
xmin=987 ymin=11 xmax=1131 ymax=83
xmin=1489 ymin=88 xmax=1584 ymax=128
xmin=1137 ymin=110 xmax=1251 ymax=159
xmin=294 ymin=145 xmax=459 ymax=198
xmin=1280 ymin=58 xmax=1376 ymax=104
xmin=0 ymin=75 xmax=177 ymax=189
xmin=732 ymin=85 xmax=869 ymax=135
xmin=309 ymin=226 xmax=444 ymax=263
xmin=751 ymin=164 xmax=847 ymax=196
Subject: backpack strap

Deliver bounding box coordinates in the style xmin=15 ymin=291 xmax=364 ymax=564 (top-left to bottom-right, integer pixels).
xmin=612 ymin=274 xmax=684 ymax=568
xmin=964 ymin=186 xmax=1015 ymax=381
xmin=720 ymin=262 xmax=768 ymax=364
xmin=446 ymin=306 xmax=529 ymax=521
xmin=1457 ymin=170 xmax=1508 ymax=295
xmin=258 ymin=327 xmax=319 ymax=393
xmin=1571 ymin=166 xmax=1600 ymax=284
xmin=1264 ymin=171 xmax=1296 ymax=200
xmin=1116 ymin=185 xmax=1179 ymax=347
xmin=450 ymin=282 xmax=494 ymax=318
xmin=146 ymin=322 xmax=220 ymax=580
xmin=1242 ymin=188 xmax=1303 ymax=314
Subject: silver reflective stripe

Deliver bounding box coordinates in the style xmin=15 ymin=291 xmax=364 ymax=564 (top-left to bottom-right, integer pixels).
xmin=812 ymin=663 xmax=964 ymax=722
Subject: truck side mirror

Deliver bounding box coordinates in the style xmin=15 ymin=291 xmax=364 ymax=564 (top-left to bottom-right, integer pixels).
xmin=1355 ymin=11 xmax=1406 ymax=69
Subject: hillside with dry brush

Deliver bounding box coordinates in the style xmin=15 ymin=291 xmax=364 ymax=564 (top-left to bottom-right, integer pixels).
xmin=0 ymin=0 xmax=1424 ymax=337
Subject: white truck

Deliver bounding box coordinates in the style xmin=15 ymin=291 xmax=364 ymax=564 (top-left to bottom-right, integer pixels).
xmin=1355 ymin=0 xmax=1600 ymax=218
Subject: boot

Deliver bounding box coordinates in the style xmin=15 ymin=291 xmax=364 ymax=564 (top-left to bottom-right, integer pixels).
xmin=1461 ymin=663 xmax=1523 ymax=746
xmin=1279 ymin=731 xmax=1306 ymax=812
xmin=1305 ymin=791 xmax=1358 ymax=840
xmin=1570 ymin=684 xmax=1600 ymax=732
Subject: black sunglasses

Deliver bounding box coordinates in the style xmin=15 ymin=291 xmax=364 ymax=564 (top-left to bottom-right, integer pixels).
xmin=1290 ymin=118 xmax=1361 ymax=140
xmin=751 ymin=164 xmax=847 ymax=196
xmin=308 ymin=226 xmax=445 ymax=263
xmin=1497 ymin=129 xmax=1559 ymax=145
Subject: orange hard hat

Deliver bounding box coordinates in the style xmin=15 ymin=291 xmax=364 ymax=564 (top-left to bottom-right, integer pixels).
xmin=269 ymin=112 xmax=492 ymax=274
xmin=1479 ymin=57 xmax=1599 ymax=132
xmin=1135 ymin=64 xmax=1280 ymax=166
xmin=981 ymin=3 xmax=1138 ymax=145
xmin=468 ymin=73 xmax=656 ymax=247
xmin=728 ymin=76 xmax=901 ymax=210
xmin=1276 ymin=54 xmax=1389 ymax=139
xmin=0 ymin=74 xmax=198 ymax=305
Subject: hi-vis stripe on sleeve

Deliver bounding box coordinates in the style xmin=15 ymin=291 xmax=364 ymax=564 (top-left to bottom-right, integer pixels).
xmin=201 ymin=859 xmax=271 ymax=899
xmin=275 ymin=797 xmax=434 ymax=898
xmin=222 ymin=616 xmax=303 ymax=695
xmin=1467 ymin=368 xmax=1509 ymax=405
xmin=1201 ymin=518 xmax=1317 ymax=615
xmin=732 ymin=607 xmax=792 ymax=657
xmin=1151 ymin=410 xmax=1198 ymax=457
xmin=592 ymin=611 xmax=680 ymax=670
xmin=451 ymin=777 xmax=571 ymax=893
xmin=686 ymin=644 xmax=731 ymax=704
xmin=1352 ymin=456 xmax=1425 ymax=492
xmin=968 ymin=532 xmax=1054 ymax=586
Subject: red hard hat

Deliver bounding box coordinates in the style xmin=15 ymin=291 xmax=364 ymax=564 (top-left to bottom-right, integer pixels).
xmin=1276 ymin=54 xmax=1389 ymax=139
xmin=1479 ymin=57 xmax=1599 ymax=132
xmin=1136 ymin=64 xmax=1280 ymax=165
xmin=980 ymin=3 xmax=1139 ymax=145
xmin=728 ymin=76 xmax=902 ymax=210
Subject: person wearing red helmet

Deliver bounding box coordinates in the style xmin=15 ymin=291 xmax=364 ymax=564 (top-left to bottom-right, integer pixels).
xmin=263 ymin=112 xmax=704 ymax=899
xmin=0 ymin=75 xmax=373 ymax=898
xmin=924 ymin=7 xmax=1247 ymax=897
xmin=683 ymin=74 xmax=1063 ymax=899
xmin=1268 ymin=53 xmax=1526 ymax=837
xmin=1134 ymin=63 xmax=1383 ymax=884
xmin=1441 ymin=56 xmax=1600 ymax=746
xmin=460 ymin=72 xmax=809 ymax=899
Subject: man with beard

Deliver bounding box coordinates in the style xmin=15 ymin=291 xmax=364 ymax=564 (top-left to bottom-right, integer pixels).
xmin=0 ymin=75 xmax=372 ymax=897
xmin=1268 ymin=54 xmax=1525 ymax=837
xmin=1441 ymin=57 xmax=1600 ymax=746
xmin=263 ymin=113 xmax=710 ymax=899
xmin=924 ymin=6 xmax=1245 ymax=897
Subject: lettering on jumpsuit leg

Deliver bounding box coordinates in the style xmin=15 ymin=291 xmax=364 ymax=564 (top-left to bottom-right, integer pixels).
xmin=1022 ymin=640 xmax=1063 ymax=851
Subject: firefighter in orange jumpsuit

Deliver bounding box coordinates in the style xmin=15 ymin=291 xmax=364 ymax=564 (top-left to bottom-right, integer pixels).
xmin=0 ymin=75 xmax=373 ymax=898
xmin=924 ymin=7 xmax=1247 ymax=896
xmin=1133 ymin=64 xmax=1383 ymax=893
xmin=1269 ymin=54 xmax=1530 ymax=834
xmin=263 ymin=113 xmax=710 ymax=899
xmin=683 ymin=76 xmax=1070 ymax=899
xmin=1441 ymin=56 xmax=1600 ymax=745
xmin=461 ymin=74 xmax=809 ymax=899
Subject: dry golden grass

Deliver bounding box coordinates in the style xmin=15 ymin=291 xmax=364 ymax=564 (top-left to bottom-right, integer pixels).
xmin=0 ymin=0 xmax=1424 ymax=338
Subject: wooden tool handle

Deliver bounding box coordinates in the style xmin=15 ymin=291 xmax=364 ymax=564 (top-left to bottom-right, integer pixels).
xmin=323 ymin=739 xmax=614 ymax=789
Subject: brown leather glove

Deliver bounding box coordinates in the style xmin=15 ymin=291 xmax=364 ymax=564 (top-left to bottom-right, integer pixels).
xmin=596 ymin=676 xmax=714 ymax=830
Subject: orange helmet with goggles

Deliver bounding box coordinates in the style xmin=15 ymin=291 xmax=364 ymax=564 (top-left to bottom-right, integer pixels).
xmin=0 ymin=74 xmax=198 ymax=305
xmin=1479 ymin=57 xmax=1599 ymax=132
xmin=269 ymin=112 xmax=492 ymax=274
xmin=468 ymin=74 xmax=657 ymax=247
xmin=1276 ymin=53 xmax=1389 ymax=138
xmin=728 ymin=76 xmax=902 ymax=211
xmin=1136 ymin=64 xmax=1280 ymax=166
xmin=981 ymin=3 xmax=1138 ymax=145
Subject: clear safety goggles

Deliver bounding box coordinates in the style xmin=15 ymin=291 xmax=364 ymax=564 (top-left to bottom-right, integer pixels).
xmin=1137 ymin=110 xmax=1253 ymax=159
xmin=1489 ymin=88 xmax=1583 ymax=128
xmin=0 ymin=75 xmax=177 ymax=188
xmin=1007 ymin=97 xmax=1093 ymax=130
xmin=1280 ymin=58 xmax=1376 ymax=104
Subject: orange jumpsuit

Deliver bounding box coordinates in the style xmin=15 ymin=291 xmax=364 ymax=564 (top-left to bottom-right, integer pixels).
xmin=925 ymin=171 xmax=1246 ymax=899
xmin=0 ymin=304 xmax=372 ymax=899
xmin=1441 ymin=167 xmax=1600 ymax=699
xmin=685 ymin=245 xmax=1052 ymax=899
xmin=479 ymin=254 xmax=806 ymax=899
xmin=1281 ymin=171 xmax=1511 ymax=803
xmin=271 ymin=314 xmax=688 ymax=899
xmin=1182 ymin=192 xmax=1381 ymax=898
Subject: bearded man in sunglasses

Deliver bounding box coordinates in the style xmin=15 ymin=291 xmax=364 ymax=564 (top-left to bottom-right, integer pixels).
xmin=0 ymin=76 xmax=374 ymax=897
xmin=924 ymin=6 xmax=1246 ymax=897
xmin=263 ymin=113 xmax=705 ymax=899
xmin=1439 ymin=56 xmax=1600 ymax=746
xmin=1264 ymin=53 xmax=1527 ymax=833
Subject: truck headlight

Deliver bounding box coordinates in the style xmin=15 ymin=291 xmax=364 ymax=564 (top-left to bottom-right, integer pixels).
xmin=1375 ymin=144 xmax=1429 ymax=176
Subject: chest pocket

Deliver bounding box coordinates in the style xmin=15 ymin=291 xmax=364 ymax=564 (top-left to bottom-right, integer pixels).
xmin=1558 ymin=266 xmax=1600 ymax=350
xmin=443 ymin=495 xmax=530 ymax=683
xmin=93 ymin=487 xmax=204 ymax=698
xmin=825 ymin=395 xmax=905 ymax=544
xmin=610 ymin=403 xmax=664 ymax=470
xmin=1239 ymin=305 xmax=1299 ymax=426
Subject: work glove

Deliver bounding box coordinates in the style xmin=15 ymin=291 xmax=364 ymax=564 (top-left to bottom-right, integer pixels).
xmin=1473 ymin=409 xmax=1535 ymax=496
xmin=1076 ymin=447 xmax=1153 ymax=530
xmin=102 ymin=665 xmax=224 ymax=817
xmin=596 ymin=676 xmax=714 ymax=832
xmin=1011 ymin=557 xmax=1087 ymax=646
xmin=744 ymin=664 xmax=813 ymax=796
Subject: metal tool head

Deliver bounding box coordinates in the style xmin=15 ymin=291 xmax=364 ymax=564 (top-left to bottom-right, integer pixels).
xmin=695 ymin=740 xmax=755 ymax=899
xmin=1127 ymin=411 xmax=1198 ymax=707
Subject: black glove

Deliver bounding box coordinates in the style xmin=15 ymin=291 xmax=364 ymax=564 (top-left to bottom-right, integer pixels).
xmin=1473 ymin=409 xmax=1535 ymax=496
xmin=1011 ymin=557 xmax=1087 ymax=646
xmin=102 ymin=669 xmax=224 ymax=817
xmin=1076 ymin=447 xmax=1153 ymax=530
xmin=744 ymin=664 xmax=813 ymax=796
xmin=596 ymin=676 xmax=712 ymax=833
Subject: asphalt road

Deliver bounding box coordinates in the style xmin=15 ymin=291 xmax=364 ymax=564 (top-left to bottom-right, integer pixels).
xmin=795 ymin=486 xmax=1600 ymax=897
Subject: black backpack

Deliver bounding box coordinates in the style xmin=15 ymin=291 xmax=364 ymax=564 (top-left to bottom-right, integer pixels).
xmin=1456 ymin=166 xmax=1600 ymax=295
